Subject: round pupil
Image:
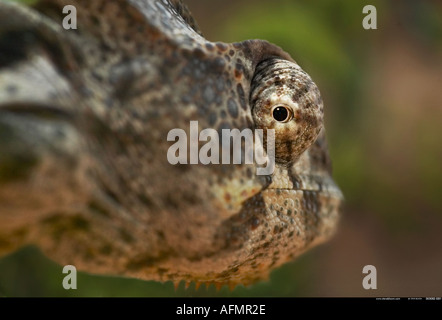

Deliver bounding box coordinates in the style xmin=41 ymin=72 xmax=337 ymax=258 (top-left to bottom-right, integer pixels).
xmin=273 ymin=106 xmax=289 ymax=122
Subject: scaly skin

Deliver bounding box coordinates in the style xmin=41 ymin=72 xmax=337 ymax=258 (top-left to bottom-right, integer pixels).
xmin=0 ymin=0 xmax=343 ymax=287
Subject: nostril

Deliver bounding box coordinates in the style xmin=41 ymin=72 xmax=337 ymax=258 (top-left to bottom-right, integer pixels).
xmin=0 ymin=108 xmax=81 ymax=185
xmin=0 ymin=120 xmax=39 ymax=184
xmin=0 ymin=30 xmax=36 ymax=69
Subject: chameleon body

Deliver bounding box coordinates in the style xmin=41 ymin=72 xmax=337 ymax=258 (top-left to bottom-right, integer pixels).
xmin=0 ymin=0 xmax=343 ymax=287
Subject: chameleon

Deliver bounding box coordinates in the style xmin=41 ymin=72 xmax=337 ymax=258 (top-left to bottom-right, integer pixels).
xmin=0 ymin=0 xmax=343 ymax=288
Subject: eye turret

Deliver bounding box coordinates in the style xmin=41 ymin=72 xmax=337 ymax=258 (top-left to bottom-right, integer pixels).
xmin=250 ymin=58 xmax=324 ymax=165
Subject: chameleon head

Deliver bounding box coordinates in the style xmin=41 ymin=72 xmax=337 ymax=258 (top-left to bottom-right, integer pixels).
xmin=207 ymin=56 xmax=340 ymax=286
xmin=250 ymin=58 xmax=324 ymax=165
xmin=0 ymin=0 xmax=342 ymax=288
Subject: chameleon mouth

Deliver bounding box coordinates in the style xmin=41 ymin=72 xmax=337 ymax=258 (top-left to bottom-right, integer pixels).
xmin=0 ymin=103 xmax=72 ymax=121
xmin=266 ymin=186 xmax=342 ymax=197
xmin=265 ymin=187 xmax=344 ymax=201
xmin=265 ymin=172 xmax=343 ymax=199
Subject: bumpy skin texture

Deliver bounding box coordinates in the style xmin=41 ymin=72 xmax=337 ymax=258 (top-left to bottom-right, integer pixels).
xmin=0 ymin=0 xmax=343 ymax=287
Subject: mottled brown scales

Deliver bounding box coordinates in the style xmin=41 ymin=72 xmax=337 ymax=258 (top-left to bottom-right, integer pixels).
xmin=0 ymin=0 xmax=342 ymax=287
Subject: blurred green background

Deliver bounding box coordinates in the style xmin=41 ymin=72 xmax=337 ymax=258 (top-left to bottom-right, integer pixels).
xmin=1 ymin=0 xmax=441 ymax=297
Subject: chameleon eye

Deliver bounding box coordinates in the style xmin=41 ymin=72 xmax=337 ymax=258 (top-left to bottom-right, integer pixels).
xmin=250 ymin=58 xmax=324 ymax=164
xmin=271 ymin=105 xmax=292 ymax=122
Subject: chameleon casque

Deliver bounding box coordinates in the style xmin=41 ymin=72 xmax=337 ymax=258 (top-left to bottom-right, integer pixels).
xmin=0 ymin=0 xmax=343 ymax=288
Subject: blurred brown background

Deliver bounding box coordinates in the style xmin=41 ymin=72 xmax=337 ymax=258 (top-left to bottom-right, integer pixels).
xmin=0 ymin=0 xmax=441 ymax=296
